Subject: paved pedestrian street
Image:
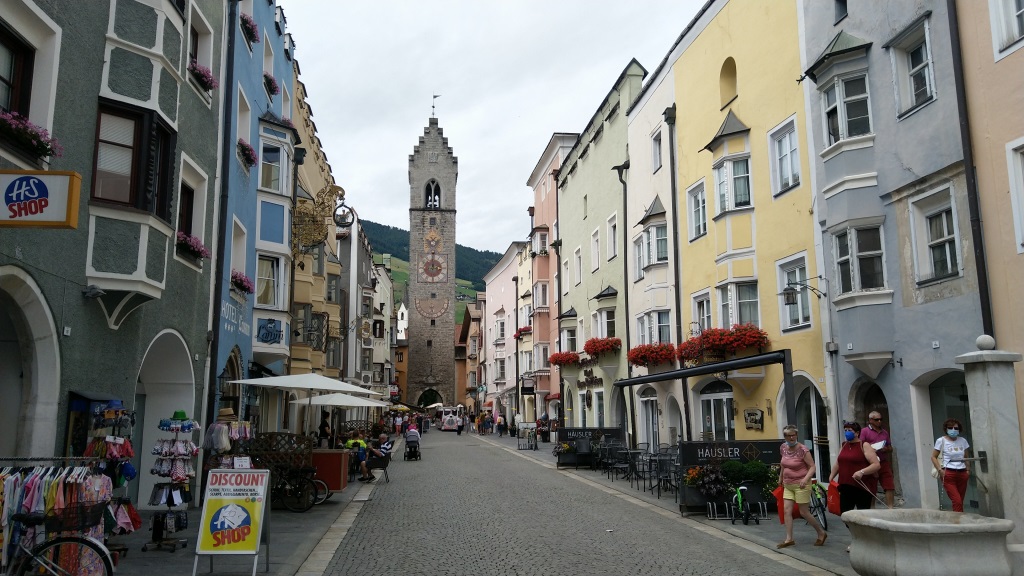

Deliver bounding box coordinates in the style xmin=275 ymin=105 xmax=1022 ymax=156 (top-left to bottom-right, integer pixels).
xmin=323 ymin=432 xmax=837 ymax=576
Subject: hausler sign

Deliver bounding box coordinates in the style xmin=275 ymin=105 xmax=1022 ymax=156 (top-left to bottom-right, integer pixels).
xmin=1 ymin=170 xmax=81 ymax=228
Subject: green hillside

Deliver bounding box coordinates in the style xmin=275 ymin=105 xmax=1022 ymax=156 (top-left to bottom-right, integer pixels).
xmin=360 ymin=219 xmax=501 ymax=291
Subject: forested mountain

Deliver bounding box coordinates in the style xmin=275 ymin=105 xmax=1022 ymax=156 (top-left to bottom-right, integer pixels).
xmin=359 ymin=219 xmax=502 ymax=291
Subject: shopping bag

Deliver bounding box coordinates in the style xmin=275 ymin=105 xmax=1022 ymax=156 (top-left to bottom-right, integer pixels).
xmin=773 ymin=484 xmax=801 ymax=524
xmin=827 ymin=480 xmax=842 ymax=515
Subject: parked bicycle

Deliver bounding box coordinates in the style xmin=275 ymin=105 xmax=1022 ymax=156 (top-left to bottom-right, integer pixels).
xmin=270 ymin=466 xmax=317 ymax=512
xmin=291 ymin=465 xmax=332 ymax=505
xmin=807 ymin=482 xmax=828 ymax=531
xmin=9 ymin=501 xmax=114 ymax=576
xmin=730 ymin=480 xmax=761 ymax=525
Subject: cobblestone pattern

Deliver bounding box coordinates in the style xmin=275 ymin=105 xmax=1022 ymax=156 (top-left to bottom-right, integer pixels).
xmin=324 ymin=432 xmax=806 ymax=576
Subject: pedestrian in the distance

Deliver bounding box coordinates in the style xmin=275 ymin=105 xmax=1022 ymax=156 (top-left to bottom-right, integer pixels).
xmin=859 ymin=411 xmax=896 ymax=508
xmin=393 ymin=414 xmax=402 ymax=436
xmin=456 ymin=414 xmax=465 ymax=435
xmin=931 ymin=418 xmax=970 ymax=512
xmin=776 ymin=425 xmax=827 ymax=549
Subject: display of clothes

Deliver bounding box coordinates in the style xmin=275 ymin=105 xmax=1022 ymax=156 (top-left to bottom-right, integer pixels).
xmin=202 ymin=409 xmax=252 ymax=469
xmin=143 ymin=411 xmax=197 ymax=551
xmin=0 ymin=465 xmax=111 ymax=571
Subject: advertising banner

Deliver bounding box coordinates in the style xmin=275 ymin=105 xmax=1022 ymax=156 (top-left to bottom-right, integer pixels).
xmin=677 ymin=440 xmax=783 ymax=467
xmin=196 ymin=469 xmax=269 ymax=555
xmin=1 ymin=170 xmax=81 ymax=228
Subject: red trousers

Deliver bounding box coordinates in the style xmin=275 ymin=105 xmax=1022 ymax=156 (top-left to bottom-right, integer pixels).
xmin=942 ymin=468 xmax=969 ymax=512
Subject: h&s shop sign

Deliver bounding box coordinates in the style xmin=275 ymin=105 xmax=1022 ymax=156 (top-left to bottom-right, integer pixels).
xmin=1 ymin=170 xmax=81 ymax=228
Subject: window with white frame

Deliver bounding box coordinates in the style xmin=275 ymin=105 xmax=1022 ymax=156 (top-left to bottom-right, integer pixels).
xmin=533 ymin=282 xmax=549 ymax=308
xmin=652 ymin=130 xmax=663 ymax=172
xmin=607 ymin=214 xmax=617 ymax=259
xmin=533 ymin=231 xmax=548 ymax=254
xmin=780 ymin=260 xmax=811 ymax=328
xmin=176 ymin=157 xmax=209 ymax=253
xmin=835 ymin=226 xmax=885 ymax=293
xmin=186 ymin=7 xmax=215 ymax=92
xmin=469 ymin=372 xmax=477 ymax=387
xmin=470 ymin=336 xmax=478 ymax=355
xmin=694 ymin=293 xmax=712 ymax=331
xmin=635 ymin=310 xmax=670 ymax=345
xmin=535 ymin=344 xmax=549 ymax=369
xmin=888 ymin=22 xmax=934 ymax=114
xmin=635 ymin=315 xmax=651 ymax=346
xmin=562 ymin=327 xmax=577 ymax=351
xmin=633 ymin=237 xmax=645 ymax=280
xmin=770 ymin=121 xmax=800 ymax=194
xmin=715 ymin=157 xmax=751 ymax=213
xmin=496 ymin=319 xmax=506 ymax=340
xmin=911 ymin=189 xmax=960 ymax=282
xmin=718 ymin=282 xmax=759 ymax=327
xmin=651 ymin=224 xmax=668 ymax=263
xmin=574 ymin=248 xmax=582 ymax=284
xmin=520 ymin=304 xmax=533 ymax=326
xmin=577 ymin=318 xmax=585 ymax=343
xmin=689 ymin=183 xmax=707 ymax=238
xmin=823 ymin=75 xmax=872 ymax=145
xmin=1012 ymin=141 xmax=1024 ymax=251
xmin=563 ymin=259 xmax=570 ymax=293
xmin=495 ymin=358 xmax=506 ymax=381
xmin=990 ymin=0 xmax=1024 ymax=53
xmin=237 ymin=88 xmax=251 ymax=154
xmin=260 ymin=142 xmax=284 ymax=192
xmin=256 ymin=254 xmax=281 ymax=307
xmin=591 ymin=230 xmax=600 ymax=271
xmin=521 ymin=351 xmax=533 ymax=373
xmin=592 ymin=309 xmax=616 ymax=338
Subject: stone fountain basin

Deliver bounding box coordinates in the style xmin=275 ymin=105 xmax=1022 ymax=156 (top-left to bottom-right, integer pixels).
xmin=842 ymin=509 xmax=1014 ymax=576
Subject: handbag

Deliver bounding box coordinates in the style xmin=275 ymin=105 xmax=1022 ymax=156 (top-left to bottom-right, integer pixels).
xmin=773 ymin=484 xmax=801 ymax=524
xmin=931 ymin=438 xmax=945 ymax=478
xmin=827 ymin=479 xmax=842 ymax=515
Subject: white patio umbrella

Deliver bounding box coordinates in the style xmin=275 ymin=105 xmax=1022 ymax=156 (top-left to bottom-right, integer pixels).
xmin=230 ymin=373 xmax=383 ymax=395
xmin=425 ymin=402 xmax=444 ymax=410
xmin=288 ymin=393 xmax=389 ymax=408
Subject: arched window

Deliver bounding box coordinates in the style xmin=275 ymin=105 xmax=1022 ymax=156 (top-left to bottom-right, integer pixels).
xmin=699 ymin=380 xmax=734 ymax=440
xmin=424 ymin=180 xmax=441 ymax=209
xmin=720 ymin=57 xmax=737 ymax=108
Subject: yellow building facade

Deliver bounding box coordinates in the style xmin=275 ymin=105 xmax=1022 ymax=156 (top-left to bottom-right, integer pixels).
xmin=673 ymin=0 xmax=832 ymax=454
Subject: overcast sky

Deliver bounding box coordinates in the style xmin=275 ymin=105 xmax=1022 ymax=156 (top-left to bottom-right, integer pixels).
xmin=282 ymin=1 xmax=704 ymax=254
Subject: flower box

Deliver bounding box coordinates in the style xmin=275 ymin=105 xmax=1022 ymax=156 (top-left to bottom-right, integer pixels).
xmin=583 ymin=337 xmax=622 ymax=357
xmin=175 ymin=231 xmax=210 ymax=263
xmin=187 ymin=61 xmax=218 ymax=92
xmin=230 ymin=269 xmax=254 ymax=294
xmin=237 ymin=138 xmax=258 ymax=168
xmin=0 ymin=110 xmax=63 ymax=160
xmin=627 ymin=343 xmax=677 ymax=367
xmin=263 ymin=72 xmax=280 ymax=96
xmin=548 ymin=351 xmax=580 ymax=367
xmin=240 ymin=13 xmax=260 ymax=45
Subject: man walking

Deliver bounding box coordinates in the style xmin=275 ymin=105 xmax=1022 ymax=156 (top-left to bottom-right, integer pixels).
xmin=860 ymin=411 xmax=896 ymax=508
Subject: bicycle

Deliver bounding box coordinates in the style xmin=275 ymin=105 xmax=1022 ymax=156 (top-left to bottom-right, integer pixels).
xmin=292 ymin=465 xmax=332 ymax=505
xmin=270 ymin=466 xmax=317 ymax=512
xmin=9 ymin=502 xmax=114 ymax=576
xmin=808 ymin=482 xmax=828 ymax=531
xmin=730 ymin=480 xmax=760 ymax=525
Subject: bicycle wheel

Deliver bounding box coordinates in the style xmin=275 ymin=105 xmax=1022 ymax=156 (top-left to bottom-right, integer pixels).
xmin=811 ymin=487 xmax=828 ymax=531
xmin=312 ymin=478 xmax=332 ymax=504
xmin=281 ymin=477 xmax=316 ymax=512
xmin=19 ymin=536 xmax=113 ymax=576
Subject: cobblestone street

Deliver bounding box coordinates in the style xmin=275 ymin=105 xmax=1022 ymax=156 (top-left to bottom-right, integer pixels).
xmin=324 ymin=432 xmax=839 ymax=576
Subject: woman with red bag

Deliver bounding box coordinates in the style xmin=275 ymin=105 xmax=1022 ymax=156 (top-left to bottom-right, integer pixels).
xmin=776 ymin=425 xmax=827 ymax=549
xmin=828 ymin=421 xmax=881 ymax=551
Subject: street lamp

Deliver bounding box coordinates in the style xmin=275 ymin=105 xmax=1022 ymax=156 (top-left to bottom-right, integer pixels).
xmin=782 ymin=279 xmax=826 ymax=306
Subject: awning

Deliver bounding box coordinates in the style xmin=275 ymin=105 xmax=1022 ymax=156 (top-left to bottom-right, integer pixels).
xmin=288 ymin=393 xmax=389 ymax=408
xmin=544 ymin=393 xmax=561 ymax=401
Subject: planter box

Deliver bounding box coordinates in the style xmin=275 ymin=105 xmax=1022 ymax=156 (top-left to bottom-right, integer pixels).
xmin=681 ymin=485 xmax=708 ymax=508
xmin=555 ymin=453 xmax=578 ymax=468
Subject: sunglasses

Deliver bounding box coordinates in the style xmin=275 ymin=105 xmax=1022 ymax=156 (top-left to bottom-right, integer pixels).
xmin=949 ymin=427 xmax=961 ymax=431
xmin=870 ymin=417 xmax=882 ymax=421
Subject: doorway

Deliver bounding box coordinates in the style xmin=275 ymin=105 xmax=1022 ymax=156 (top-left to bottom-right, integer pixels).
xmin=928 ymin=372 xmax=978 ymax=512
xmin=795 ymin=382 xmax=830 ymax=481
xmin=640 ymin=387 xmax=659 ymax=449
xmin=699 ymin=380 xmax=735 ymax=441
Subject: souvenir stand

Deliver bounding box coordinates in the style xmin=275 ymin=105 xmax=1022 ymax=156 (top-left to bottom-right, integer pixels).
xmin=142 ymin=410 xmax=198 ymax=552
xmin=202 ymin=408 xmax=254 ymax=470
xmin=83 ymin=399 xmax=143 ymax=561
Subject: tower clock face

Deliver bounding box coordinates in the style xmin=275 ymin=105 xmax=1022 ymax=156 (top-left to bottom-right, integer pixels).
xmin=423 ymin=229 xmax=443 ymax=253
xmin=419 ymin=254 xmax=447 ymax=283
xmin=415 ymin=297 xmax=450 ymax=319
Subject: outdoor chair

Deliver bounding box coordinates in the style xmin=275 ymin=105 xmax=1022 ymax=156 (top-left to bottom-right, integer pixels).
xmin=573 ymin=439 xmax=594 ymax=470
xmin=366 ymin=452 xmax=391 ymax=483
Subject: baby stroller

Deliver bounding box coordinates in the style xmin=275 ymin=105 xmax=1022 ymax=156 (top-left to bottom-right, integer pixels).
xmin=404 ymin=429 xmax=422 ymax=460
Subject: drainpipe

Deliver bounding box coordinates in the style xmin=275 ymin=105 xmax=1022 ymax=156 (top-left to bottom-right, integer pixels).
xmin=550 ymin=172 xmax=566 ymax=429
xmin=664 ymin=104 xmax=692 ymax=442
xmin=206 ymin=0 xmax=238 ymax=431
xmin=947 ymin=0 xmax=994 ymax=338
xmin=512 ymin=275 xmax=520 ymax=417
xmin=612 ymin=160 xmax=637 ymax=447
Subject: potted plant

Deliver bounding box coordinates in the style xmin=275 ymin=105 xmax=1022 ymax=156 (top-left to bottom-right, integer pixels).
xmin=695 ymin=463 xmax=731 ymax=501
xmin=175 ymin=231 xmax=211 ymax=263
xmin=187 ymin=61 xmax=218 ymax=92
xmin=583 ymin=337 xmax=622 ymax=357
xmin=239 ymin=13 xmax=260 ymax=44
xmin=230 ymin=269 xmax=255 ymax=295
xmin=725 ymin=323 xmax=770 ymax=354
xmin=237 ymin=138 xmax=258 ymax=168
xmin=677 ymin=328 xmax=731 ymax=366
xmin=0 ymin=110 xmax=63 ymax=160
xmin=263 ymin=72 xmax=280 ymax=96
xmin=627 ymin=343 xmax=677 ymax=367
xmin=513 ymin=326 xmax=532 ymax=340
xmin=548 ymin=351 xmax=580 ymax=367
xmin=553 ymin=441 xmax=577 ymax=467
xmin=682 ymin=466 xmax=710 ymax=508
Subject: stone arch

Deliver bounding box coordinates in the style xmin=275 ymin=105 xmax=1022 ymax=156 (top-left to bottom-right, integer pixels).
xmin=720 ymin=57 xmax=738 ymax=107
xmin=424 ymin=179 xmax=441 ymax=209
xmin=666 ymin=395 xmax=684 ymax=445
xmin=135 ymin=329 xmax=195 ymax=509
xmin=416 ymin=388 xmax=443 ymax=407
xmin=0 ymin=265 xmax=60 ymax=457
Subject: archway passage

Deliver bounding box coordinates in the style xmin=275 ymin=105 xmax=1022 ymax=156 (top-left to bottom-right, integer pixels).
xmin=928 ymin=372 xmax=978 ymax=512
xmin=416 ymin=388 xmax=443 ymax=407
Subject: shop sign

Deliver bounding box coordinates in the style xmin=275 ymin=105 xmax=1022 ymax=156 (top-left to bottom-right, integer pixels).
xmin=557 ymin=427 xmax=624 ymax=442
xmin=678 ymin=440 xmax=783 ymax=467
xmin=1 ymin=170 xmax=81 ymax=228
xmin=196 ymin=469 xmax=269 ymax=555
xmin=256 ymin=319 xmax=282 ymax=344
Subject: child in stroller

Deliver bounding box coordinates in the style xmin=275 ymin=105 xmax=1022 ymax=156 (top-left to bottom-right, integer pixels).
xmin=404 ymin=426 xmax=422 ymax=460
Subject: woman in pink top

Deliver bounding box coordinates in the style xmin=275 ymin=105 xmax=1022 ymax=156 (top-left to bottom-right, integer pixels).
xmin=777 ymin=425 xmax=827 ymax=549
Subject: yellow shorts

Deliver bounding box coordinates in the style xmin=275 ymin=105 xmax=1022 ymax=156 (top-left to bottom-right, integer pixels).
xmin=783 ymin=483 xmax=811 ymax=504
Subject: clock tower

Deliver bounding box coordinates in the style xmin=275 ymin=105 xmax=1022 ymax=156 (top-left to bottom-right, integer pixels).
xmin=407 ymin=117 xmax=457 ymax=406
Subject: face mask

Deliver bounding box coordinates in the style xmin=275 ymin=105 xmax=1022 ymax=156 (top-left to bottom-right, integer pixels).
xmin=786 ymin=440 xmax=798 ymax=448
xmin=844 ymin=430 xmax=856 ymax=442
xmin=947 ymin=429 xmax=959 ymax=438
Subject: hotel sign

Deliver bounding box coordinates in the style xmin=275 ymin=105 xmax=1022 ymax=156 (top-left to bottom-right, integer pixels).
xmin=1 ymin=170 xmax=81 ymax=228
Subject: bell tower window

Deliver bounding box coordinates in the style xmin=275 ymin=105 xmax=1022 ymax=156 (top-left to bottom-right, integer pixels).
xmin=424 ymin=179 xmax=441 ymax=209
